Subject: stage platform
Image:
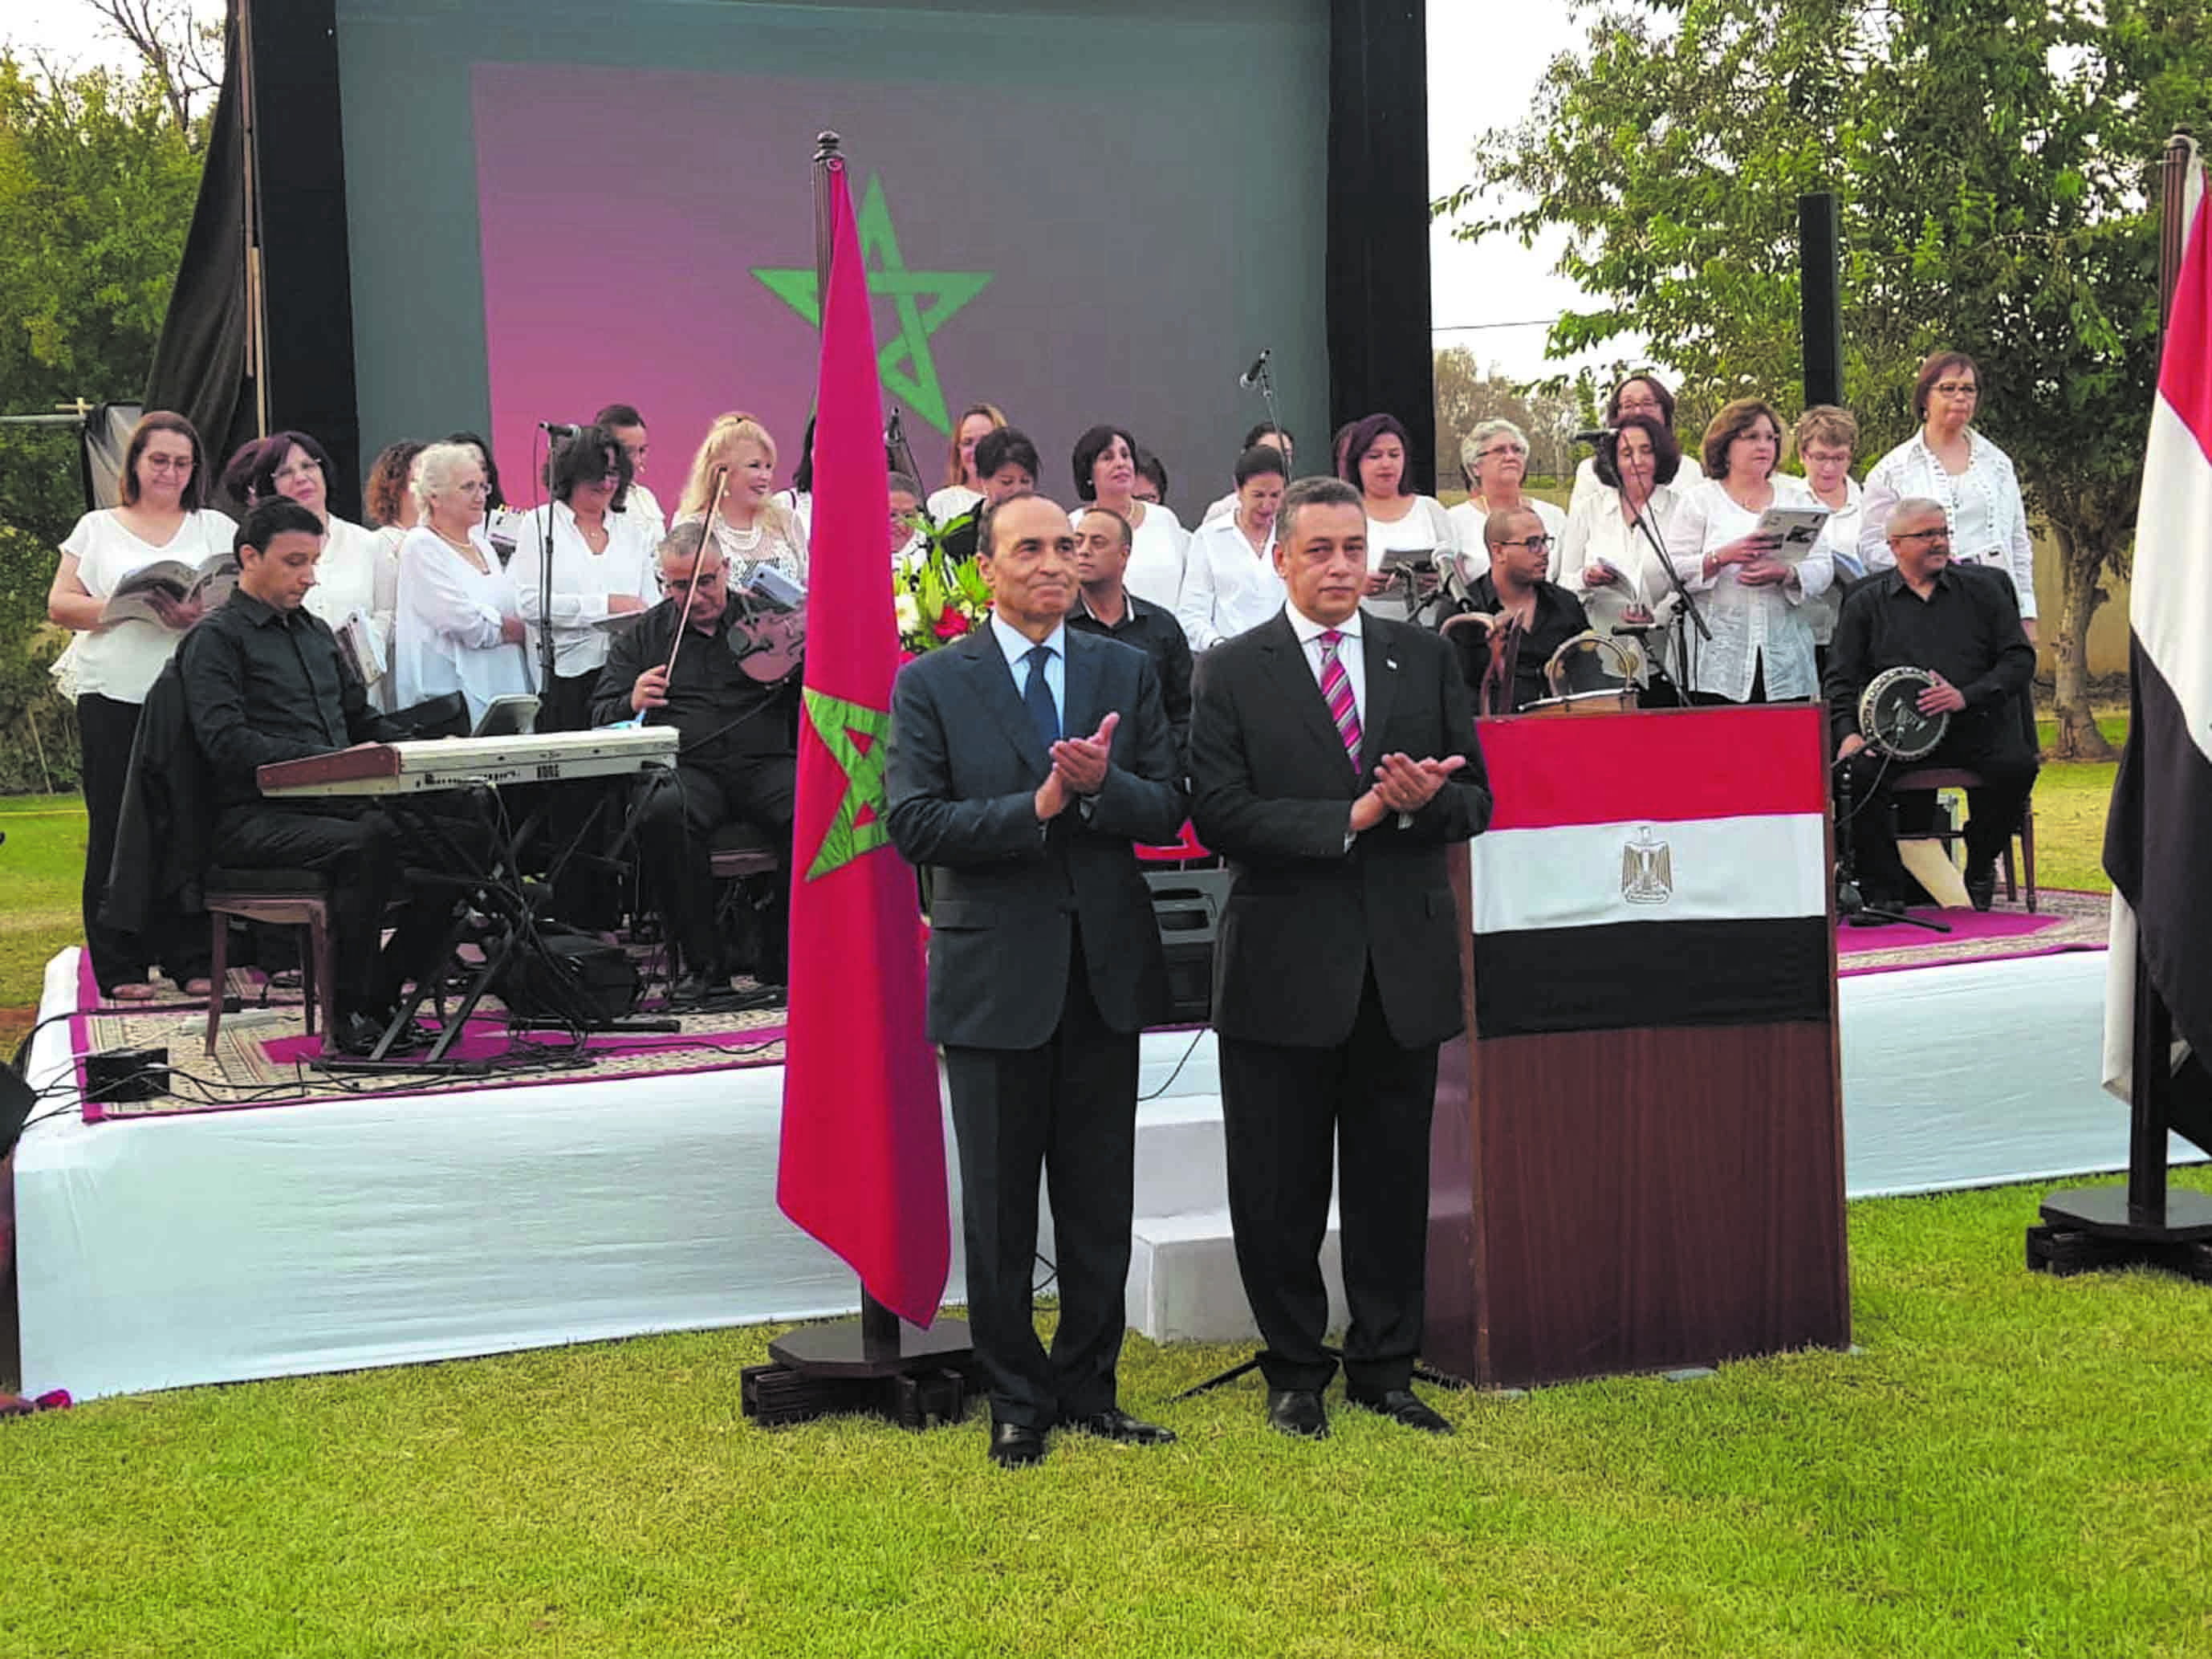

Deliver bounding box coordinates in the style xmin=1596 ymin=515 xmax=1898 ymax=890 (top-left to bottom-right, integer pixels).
xmin=13 ymin=896 xmax=2176 ymax=1401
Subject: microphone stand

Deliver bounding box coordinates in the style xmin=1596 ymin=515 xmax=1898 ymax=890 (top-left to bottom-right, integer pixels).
xmin=535 ymin=428 xmax=559 ymax=712
xmin=1834 ymin=750 xmax=1949 ymax=933
xmin=1242 ymin=351 xmax=1285 ymax=453
xmin=1624 ymin=479 xmax=1708 ymax=697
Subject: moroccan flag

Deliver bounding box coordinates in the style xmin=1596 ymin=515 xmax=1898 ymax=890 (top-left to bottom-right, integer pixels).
xmin=2101 ymin=141 xmax=2212 ymax=1101
xmin=777 ymin=162 xmax=950 ymax=1325
xmin=1471 ymin=705 xmax=1832 ymax=1038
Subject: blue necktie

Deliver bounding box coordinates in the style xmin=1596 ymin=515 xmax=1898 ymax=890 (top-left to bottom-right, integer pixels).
xmin=1023 ymin=644 xmax=1059 ymax=751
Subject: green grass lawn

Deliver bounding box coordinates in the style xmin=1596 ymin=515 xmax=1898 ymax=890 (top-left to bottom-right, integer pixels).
xmin=2 ymin=1172 xmax=2210 ymax=1657
xmin=0 ymin=792 xmax=84 ymax=1030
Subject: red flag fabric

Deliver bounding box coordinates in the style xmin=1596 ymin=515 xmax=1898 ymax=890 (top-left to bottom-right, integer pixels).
xmin=776 ymin=161 xmax=950 ymax=1325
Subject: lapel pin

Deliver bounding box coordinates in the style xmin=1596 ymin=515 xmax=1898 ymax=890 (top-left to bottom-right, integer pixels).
xmin=1386 ymin=657 xmax=1399 ymax=671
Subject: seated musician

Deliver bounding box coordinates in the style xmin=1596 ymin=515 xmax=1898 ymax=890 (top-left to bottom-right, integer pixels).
xmin=592 ymin=523 xmax=797 ymax=1005
xmin=177 ymin=501 xmax=468 ymax=1055
xmin=1824 ymin=497 xmax=2037 ymax=913
xmin=1438 ymin=506 xmax=1591 ymax=712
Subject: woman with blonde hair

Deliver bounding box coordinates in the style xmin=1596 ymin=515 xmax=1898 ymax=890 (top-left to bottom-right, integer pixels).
xmin=392 ymin=440 xmax=535 ymax=722
xmin=677 ymin=412 xmax=807 ymax=583
xmin=931 ymin=402 xmax=1007 ymax=523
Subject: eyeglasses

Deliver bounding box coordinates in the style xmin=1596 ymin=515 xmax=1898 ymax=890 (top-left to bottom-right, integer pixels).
xmin=1500 ymin=535 xmax=1553 ymax=552
xmin=1933 ymin=381 xmax=1978 ymax=398
xmin=1893 ymin=527 xmax=1951 ymax=544
xmin=273 ymin=459 xmax=322 ymax=484
xmin=143 ymin=454 xmax=194 ymax=474
xmin=456 ymin=480 xmax=492 ymax=495
xmin=1476 ymin=445 xmax=1528 ymax=463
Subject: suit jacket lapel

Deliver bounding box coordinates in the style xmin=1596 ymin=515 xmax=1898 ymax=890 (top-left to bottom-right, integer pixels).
xmin=1258 ymin=613 xmax=1360 ymax=788
xmin=958 ymin=634 xmax=1050 ymax=775
xmin=1358 ymin=617 xmax=1400 ymax=775
xmin=1062 ymin=626 xmax=1098 ymax=746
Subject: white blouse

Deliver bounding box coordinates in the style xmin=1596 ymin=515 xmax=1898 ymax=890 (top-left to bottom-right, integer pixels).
xmin=393 ymin=526 xmax=535 ymax=722
xmin=1177 ymin=514 xmax=1283 ymax=650
xmin=1568 ymin=450 xmax=1704 ymax=516
xmin=771 ymin=488 xmax=814 ymax=549
xmin=1798 ymin=478 xmax=1864 ymax=648
xmin=509 ymin=502 xmax=660 ymax=680
xmin=1664 ymin=476 xmax=1833 ymax=703
xmin=1856 ymin=429 xmax=2036 ymax=620
xmin=927 ymin=484 xmax=982 ymax=523
xmin=1443 ymin=496 xmax=1569 ymax=581
xmin=1364 ymin=496 xmax=1458 ymax=623
xmin=1073 ymin=502 xmax=1189 ymax=612
xmin=696 ymin=509 xmax=808 ymax=587
xmin=59 ymin=507 xmax=237 ymax=703
xmin=1557 ymin=482 xmax=1685 ymax=675
xmin=620 ymin=480 xmax=667 ymax=548
xmin=303 ymin=516 xmax=397 ymax=680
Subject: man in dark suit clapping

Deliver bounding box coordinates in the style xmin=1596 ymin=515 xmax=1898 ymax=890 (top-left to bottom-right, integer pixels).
xmin=1189 ymin=475 xmax=1492 ymax=1440
xmin=886 ymin=493 xmax=1189 ymax=1470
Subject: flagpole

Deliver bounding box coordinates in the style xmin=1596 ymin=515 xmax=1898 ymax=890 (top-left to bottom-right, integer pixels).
xmin=2028 ymin=126 xmax=2212 ymax=1283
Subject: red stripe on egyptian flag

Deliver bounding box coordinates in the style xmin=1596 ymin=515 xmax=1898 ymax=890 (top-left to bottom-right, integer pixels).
xmin=2158 ymin=157 xmax=2212 ymax=461
xmin=1479 ymin=704 xmax=1828 ymax=831
xmin=776 ymin=161 xmax=950 ymax=1327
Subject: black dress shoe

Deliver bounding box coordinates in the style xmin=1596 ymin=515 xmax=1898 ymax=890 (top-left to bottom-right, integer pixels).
xmin=1965 ymin=860 xmax=1998 ymax=913
xmin=988 ymin=1421 xmax=1048 ymax=1470
xmin=1265 ymin=1388 xmax=1329 ymax=1439
xmin=669 ymin=970 xmax=728 ymax=1005
xmin=1345 ymin=1386 xmax=1454 ymax=1435
xmin=1065 ymin=1408 xmax=1176 ymax=1446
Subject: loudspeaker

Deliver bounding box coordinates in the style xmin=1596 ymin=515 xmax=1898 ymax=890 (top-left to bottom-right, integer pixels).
xmin=1145 ymin=868 xmax=1231 ymax=1025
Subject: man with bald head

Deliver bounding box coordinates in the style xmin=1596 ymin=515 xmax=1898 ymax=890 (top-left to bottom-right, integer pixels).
xmin=1825 ymin=496 xmax=2037 ymax=913
xmin=887 ymin=491 xmax=1188 ymax=1470
xmin=1439 ymin=504 xmax=1592 ymax=711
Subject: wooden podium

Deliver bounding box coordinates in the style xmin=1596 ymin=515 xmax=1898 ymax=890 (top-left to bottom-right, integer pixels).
xmin=1424 ymin=705 xmax=1851 ymax=1389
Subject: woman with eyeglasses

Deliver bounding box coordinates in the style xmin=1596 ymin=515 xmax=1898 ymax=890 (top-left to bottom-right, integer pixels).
xmin=1856 ymin=352 xmax=2036 ymax=641
xmin=1567 ymin=373 xmax=1705 ymax=517
xmin=47 ymin=410 xmax=235 ymax=998
xmin=507 ymin=425 xmax=657 ymax=733
xmin=1664 ymin=397 xmax=1832 ymax=705
xmin=232 ymin=431 xmax=399 ymax=704
xmin=392 ymin=441 xmax=535 ymax=724
xmin=1444 ymin=418 xmax=1568 ymax=579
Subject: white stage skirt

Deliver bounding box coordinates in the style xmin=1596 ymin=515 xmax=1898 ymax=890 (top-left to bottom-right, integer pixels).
xmin=14 ymin=945 xmax=2168 ymax=1401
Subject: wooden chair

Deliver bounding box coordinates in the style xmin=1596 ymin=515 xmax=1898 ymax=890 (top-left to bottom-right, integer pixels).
xmin=706 ymin=822 xmax=781 ymax=882
xmin=1887 ymin=767 xmax=2037 ymax=912
xmin=201 ymin=870 xmax=337 ymax=1055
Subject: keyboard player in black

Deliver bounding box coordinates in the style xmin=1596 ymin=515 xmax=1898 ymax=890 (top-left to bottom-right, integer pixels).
xmin=592 ymin=521 xmax=798 ymax=1005
xmin=177 ymin=500 xmax=462 ymax=1054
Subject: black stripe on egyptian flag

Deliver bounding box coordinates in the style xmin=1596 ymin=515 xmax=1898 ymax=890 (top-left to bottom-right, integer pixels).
xmin=1474 ymin=917 xmax=1832 ymax=1040
xmin=2103 ymin=633 xmax=2212 ymax=1063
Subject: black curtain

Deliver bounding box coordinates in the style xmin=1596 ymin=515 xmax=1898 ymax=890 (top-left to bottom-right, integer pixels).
xmin=142 ymin=13 xmax=256 ymax=486
xmin=1326 ymin=0 xmax=1435 ymax=492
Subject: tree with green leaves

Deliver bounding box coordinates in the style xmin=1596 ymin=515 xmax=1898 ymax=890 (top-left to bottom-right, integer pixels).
xmin=1439 ymin=0 xmax=2212 ymax=758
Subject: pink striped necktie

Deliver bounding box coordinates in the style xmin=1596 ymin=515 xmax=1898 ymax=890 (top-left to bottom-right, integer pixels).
xmin=1318 ymin=628 xmax=1361 ymax=773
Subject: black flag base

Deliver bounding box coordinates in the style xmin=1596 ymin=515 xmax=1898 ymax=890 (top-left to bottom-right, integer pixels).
xmin=2027 ymin=955 xmax=2212 ymax=1286
xmin=742 ymin=1290 xmax=979 ymax=1430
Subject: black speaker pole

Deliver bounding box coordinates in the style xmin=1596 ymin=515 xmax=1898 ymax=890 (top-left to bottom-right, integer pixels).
xmin=1799 ymin=193 xmax=1844 ymax=410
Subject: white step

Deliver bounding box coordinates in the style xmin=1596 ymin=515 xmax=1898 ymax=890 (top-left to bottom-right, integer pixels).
xmin=1124 ymin=1205 xmax=1345 ymax=1344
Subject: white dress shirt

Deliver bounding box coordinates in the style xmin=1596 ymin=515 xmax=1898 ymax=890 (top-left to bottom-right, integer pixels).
xmin=393 ymin=525 xmax=536 ymax=722
xmin=1443 ymin=496 xmax=1569 ymax=580
xmin=989 ymin=612 xmax=1067 ymax=731
xmin=1664 ymin=475 xmax=1833 ymax=703
xmin=928 ymin=484 xmax=982 ymax=523
xmin=1201 ymin=490 xmax=1238 ymax=525
xmin=1856 ymin=429 xmax=2036 ymax=620
xmin=620 ymin=480 xmax=667 ymax=547
xmin=1557 ymin=482 xmax=1685 ymax=679
xmin=1798 ymin=477 xmax=1864 ymax=646
xmin=1073 ymin=502 xmax=1189 ymax=612
xmin=1177 ymin=514 xmax=1283 ymax=649
xmin=509 ymin=500 xmax=661 ymax=679
xmin=1284 ymin=600 xmax=1366 ymax=724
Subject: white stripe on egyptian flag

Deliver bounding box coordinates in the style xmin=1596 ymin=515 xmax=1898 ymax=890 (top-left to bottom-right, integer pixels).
xmin=1472 ymin=704 xmax=1831 ymax=1040
xmin=2103 ymin=141 xmax=2212 ymax=1100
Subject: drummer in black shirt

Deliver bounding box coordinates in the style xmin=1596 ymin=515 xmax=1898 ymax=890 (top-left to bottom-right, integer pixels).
xmin=1440 ymin=506 xmax=1591 ymax=713
xmin=177 ymin=499 xmax=464 ymax=1053
xmin=1824 ymin=497 xmax=2038 ymax=912
xmin=592 ymin=522 xmax=798 ymax=1002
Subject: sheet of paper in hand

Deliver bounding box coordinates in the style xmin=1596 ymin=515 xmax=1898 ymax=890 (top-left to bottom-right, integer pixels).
xmin=1751 ymin=506 xmax=1833 ymax=566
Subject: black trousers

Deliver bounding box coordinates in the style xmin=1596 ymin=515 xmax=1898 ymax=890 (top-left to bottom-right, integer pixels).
xmin=631 ymin=754 xmax=795 ymax=978
xmin=78 ymin=693 xmax=148 ymax=990
xmin=1844 ymin=714 xmax=2038 ymax=902
xmin=212 ymin=800 xmax=462 ymax=1019
xmin=943 ymin=938 xmax=1139 ymax=1429
xmin=1218 ymin=967 xmax=1440 ymax=1394
xmin=539 ymin=670 xmax=625 ymax=929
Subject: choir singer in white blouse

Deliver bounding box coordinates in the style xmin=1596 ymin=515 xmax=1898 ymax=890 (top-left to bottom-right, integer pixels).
xmin=1856 ymin=352 xmax=2037 ymax=641
xmin=510 ymin=425 xmax=657 ymax=732
xmin=1665 ymin=398 xmax=1832 ymax=704
xmin=1177 ymin=444 xmax=1287 ymax=650
xmin=1556 ymin=413 xmax=1686 ymax=689
xmin=393 ymin=441 xmax=535 ymax=723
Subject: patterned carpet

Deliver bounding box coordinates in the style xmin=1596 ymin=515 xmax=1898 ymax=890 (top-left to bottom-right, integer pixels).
xmin=1835 ymin=886 xmax=2108 ymax=976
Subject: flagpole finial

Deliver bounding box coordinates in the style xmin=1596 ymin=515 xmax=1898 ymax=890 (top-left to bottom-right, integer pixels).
xmin=815 ymin=131 xmax=843 ymax=165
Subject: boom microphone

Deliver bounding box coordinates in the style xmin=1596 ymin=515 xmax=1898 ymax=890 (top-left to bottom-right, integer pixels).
xmin=538 ymin=421 xmax=583 ymax=440
xmin=1238 ymin=349 xmax=1272 ymax=389
xmin=1572 ymin=426 xmax=1617 ymax=445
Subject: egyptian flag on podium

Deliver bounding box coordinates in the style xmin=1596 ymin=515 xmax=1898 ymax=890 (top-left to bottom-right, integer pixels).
xmin=2102 ymin=140 xmax=2212 ymax=1100
xmin=775 ymin=161 xmax=950 ymax=1328
xmin=1470 ymin=705 xmax=1833 ymax=1039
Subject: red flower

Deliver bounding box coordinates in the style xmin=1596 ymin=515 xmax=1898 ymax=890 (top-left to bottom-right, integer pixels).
xmin=933 ymin=608 xmax=971 ymax=640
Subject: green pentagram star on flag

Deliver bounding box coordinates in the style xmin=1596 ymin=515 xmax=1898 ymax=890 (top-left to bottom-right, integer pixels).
xmin=801 ymin=687 xmax=893 ymax=880
xmin=751 ymin=176 xmax=993 ymax=437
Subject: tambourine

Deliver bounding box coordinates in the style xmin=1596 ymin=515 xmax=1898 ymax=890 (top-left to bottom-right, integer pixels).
xmin=1543 ymin=630 xmax=1644 ymax=699
xmin=1858 ymin=665 xmax=1949 ymax=759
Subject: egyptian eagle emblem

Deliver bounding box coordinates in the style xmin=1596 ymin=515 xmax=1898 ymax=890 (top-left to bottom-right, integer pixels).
xmin=1621 ymin=825 xmax=1673 ymax=905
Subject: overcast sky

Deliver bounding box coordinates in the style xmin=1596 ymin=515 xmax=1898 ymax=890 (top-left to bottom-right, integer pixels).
xmin=13 ymin=2 xmax=1617 ymax=386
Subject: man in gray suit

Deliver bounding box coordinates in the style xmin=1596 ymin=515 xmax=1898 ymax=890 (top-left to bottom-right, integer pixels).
xmin=887 ymin=493 xmax=1188 ymax=1470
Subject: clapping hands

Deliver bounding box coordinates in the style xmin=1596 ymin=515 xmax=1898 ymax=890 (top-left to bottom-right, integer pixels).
xmin=1035 ymin=712 xmax=1120 ymax=820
